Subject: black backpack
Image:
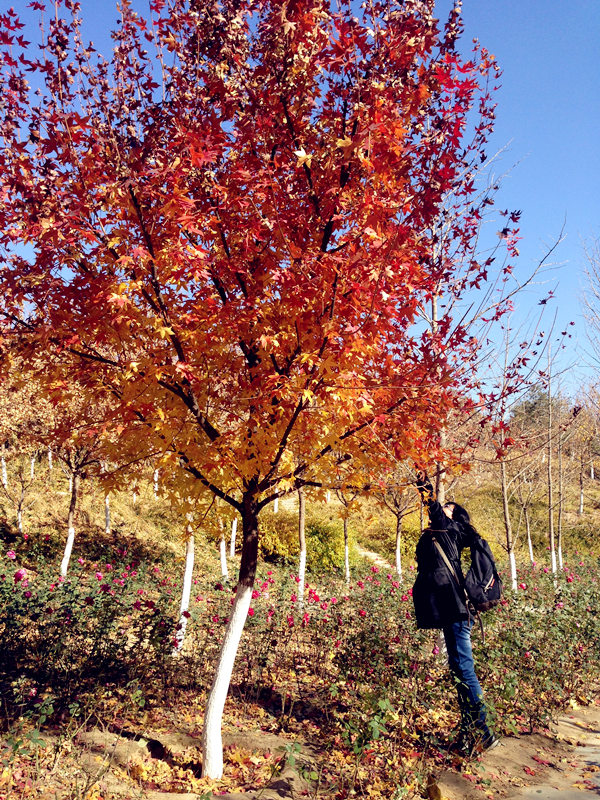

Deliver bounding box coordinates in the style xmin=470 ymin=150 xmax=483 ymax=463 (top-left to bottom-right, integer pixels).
xmin=464 ymin=537 xmax=503 ymax=612
xmin=431 ymin=533 xmax=502 ymax=614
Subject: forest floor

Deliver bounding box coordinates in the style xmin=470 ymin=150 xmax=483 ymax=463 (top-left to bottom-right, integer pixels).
xmin=3 ymin=695 xmax=600 ymax=799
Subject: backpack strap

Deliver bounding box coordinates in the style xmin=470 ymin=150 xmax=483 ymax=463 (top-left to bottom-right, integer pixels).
xmin=431 ymin=536 xmax=461 ymax=585
xmin=431 ymin=535 xmax=484 ymax=638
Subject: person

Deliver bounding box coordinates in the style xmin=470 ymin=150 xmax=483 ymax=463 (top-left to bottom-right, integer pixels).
xmin=412 ymin=472 xmax=499 ymax=756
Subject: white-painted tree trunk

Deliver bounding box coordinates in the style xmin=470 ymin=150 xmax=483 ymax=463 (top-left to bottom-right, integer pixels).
xmin=1 ymin=453 xmax=7 ymax=489
xmin=558 ymin=544 xmax=563 ymax=570
xmin=132 ymin=485 xmax=137 ymax=505
xmin=60 ymin=473 xmax=80 ymax=577
xmin=153 ymin=469 xmax=159 ymax=498
xmin=17 ymin=508 xmax=23 ymax=534
xmin=30 ymin=455 xmax=35 ymax=480
xmin=273 ymin=496 xmax=279 ymax=513
xmin=202 ymin=581 xmax=253 ymax=779
xmin=61 ymin=526 xmax=76 ymax=577
xmin=509 ymin=550 xmax=517 ymax=592
xmin=297 ymin=487 xmax=307 ymax=609
xmin=591 ymin=462 xmax=595 ymax=480
xmin=325 ymin=490 xmax=331 ymax=504
xmin=525 ymin=510 xmax=534 ymax=564
xmin=173 ymin=532 xmax=195 ymax=654
xmin=395 ymin=515 xmax=402 ymax=580
xmin=219 ymin=522 xmax=229 ymax=579
xmin=343 ymin=517 xmax=350 ymax=584
xmin=104 ymin=494 xmax=111 ymax=535
xmin=229 ymin=517 xmax=237 ymax=558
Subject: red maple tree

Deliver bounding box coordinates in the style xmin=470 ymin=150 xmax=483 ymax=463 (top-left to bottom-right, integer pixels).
xmin=0 ymin=0 xmax=500 ymax=777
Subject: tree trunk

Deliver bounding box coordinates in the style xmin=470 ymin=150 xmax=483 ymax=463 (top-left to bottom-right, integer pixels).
xmin=173 ymin=529 xmax=195 ymax=654
xmin=273 ymin=496 xmax=279 ymax=513
xmin=104 ymin=494 xmax=111 ymax=536
xmin=153 ymin=469 xmax=159 ymax=498
xmin=579 ymin=455 xmax=584 ymax=516
xmin=17 ymin=484 xmax=24 ymax=534
xmin=343 ymin=516 xmax=350 ymax=584
xmin=229 ymin=517 xmax=237 ymax=558
xmin=219 ymin=517 xmax=229 ymax=579
xmin=591 ymin=461 xmax=595 ymax=481
xmin=557 ymin=425 xmax=564 ymax=570
xmin=297 ymin=487 xmax=306 ymax=608
xmin=394 ymin=514 xmax=402 ymax=580
xmin=201 ymin=492 xmax=259 ymax=780
xmin=30 ymin=454 xmax=35 ymax=480
xmin=325 ymin=490 xmax=331 ymax=504
xmin=500 ymin=460 xmax=517 ymax=590
xmin=525 ymin=507 xmax=534 ymax=565
xmin=547 ymin=385 xmax=557 ymax=573
xmin=60 ymin=472 xmax=80 ymax=577
xmin=1 ymin=451 xmax=7 ymax=489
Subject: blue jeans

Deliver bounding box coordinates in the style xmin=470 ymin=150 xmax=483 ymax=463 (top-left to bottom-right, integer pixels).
xmin=443 ymin=620 xmax=491 ymax=738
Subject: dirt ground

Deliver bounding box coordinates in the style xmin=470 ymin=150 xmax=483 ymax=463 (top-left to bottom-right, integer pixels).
xmin=436 ymin=699 xmax=600 ymax=800
xmin=3 ymin=697 xmax=600 ymax=799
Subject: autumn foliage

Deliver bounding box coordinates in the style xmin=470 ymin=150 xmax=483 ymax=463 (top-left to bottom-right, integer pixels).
xmin=0 ymin=0 xmax=499 ymax=521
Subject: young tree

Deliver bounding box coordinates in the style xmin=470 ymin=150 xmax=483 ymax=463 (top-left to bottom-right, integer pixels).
xmin=378 ymin=469 xmax=417 ymax=580
xmin=0 ymin=0 xmax=501 ymax=778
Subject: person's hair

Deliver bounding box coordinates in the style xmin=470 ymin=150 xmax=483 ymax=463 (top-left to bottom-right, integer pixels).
xmin=447 ymin=502 xmax=479 ymax=539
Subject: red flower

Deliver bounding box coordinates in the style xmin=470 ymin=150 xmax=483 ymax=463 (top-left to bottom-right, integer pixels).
xmin=14 ymin=568 xmax=26 ymax=583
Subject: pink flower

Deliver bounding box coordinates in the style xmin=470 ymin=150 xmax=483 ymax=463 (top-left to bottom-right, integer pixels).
xmin=543 ymin=567 xmax=549 ymax=573
xmin=518 ymin=582 xmax=526 ymax=590
xmin=95 ymin=572 xmax=103 ymax=581
xmin=24 ymin=590 xmax=31 ymax=599
xmin=252 ymin=589 xmax=260 ymax=599
xmin=432 ymin=645 xmax=439 ymax=655
xmin=6 ymin=551 xmax=16 ymax=560
xmin=556 ymin=601 xmax=564 ymax=609
xmin=14 ymin=568 xmax=26 ymax=583
xmin=371 ymin=565 xmax=380 ymax=573
xmin=248 ymin=608 xmax=254 ymax=617
xmin=358 ymin=609 xmax=366 ymax=617
xmin=23 ymin=534 xmax=28 ymax=541
xmin=401 ymin=594 xmax=409 ymax=602
xmin=77 ymin=557 xmax=84 ymax=565
xmin=330 ymin=597 xmax=337 ymax=604
xmin=290 ymin=593 xmax=297 ymax=602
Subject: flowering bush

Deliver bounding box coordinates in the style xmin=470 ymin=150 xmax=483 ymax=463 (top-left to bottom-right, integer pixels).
xmin=0 ymin=548 xmax=179 ymax=710
xmin=2 ymin=525 xmax=600 ymax=798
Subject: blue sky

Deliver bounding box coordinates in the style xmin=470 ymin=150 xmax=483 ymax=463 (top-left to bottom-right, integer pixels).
xmin=15 ymin=0 xmax=598 ymax=390
xmin=435 ymin=0 xmax=599 ymax=390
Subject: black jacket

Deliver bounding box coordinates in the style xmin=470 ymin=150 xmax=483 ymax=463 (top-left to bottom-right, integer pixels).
xmin=412 ymin=497 xmax=475 ymax=629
